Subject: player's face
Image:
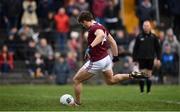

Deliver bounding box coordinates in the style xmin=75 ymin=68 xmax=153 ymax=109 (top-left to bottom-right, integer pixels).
xmin=143 ymin=21 xmax=151 ymax=33
xmin=80 ymin=21 xmax=89 ymax=28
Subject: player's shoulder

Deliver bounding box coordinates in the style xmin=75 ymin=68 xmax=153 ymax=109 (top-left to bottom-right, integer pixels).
xmin=90 ymin=23 xmax=105 ymax=32
xmin=136 ymin=33 xmax=143 ymax=39
xmin=150 ymin=32 xmax=159 ymax=41
xmin=93 ymin=23 xmax=104 ymax=29
xmin=137 ymin=32 xmax=156 ymax=38
xmin=150 ymin=32 xmax=157 ymax=37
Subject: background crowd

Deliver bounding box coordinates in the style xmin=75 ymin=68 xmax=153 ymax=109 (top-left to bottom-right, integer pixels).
xmin=0 ymin=0 xmax=179 ymax=85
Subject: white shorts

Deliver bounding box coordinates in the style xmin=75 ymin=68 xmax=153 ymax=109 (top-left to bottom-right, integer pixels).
xmin=81 ymin=55 xmax=112 ymax=75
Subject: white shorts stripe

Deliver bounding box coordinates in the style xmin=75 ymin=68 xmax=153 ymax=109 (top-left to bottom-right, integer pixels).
xmin=85 ymin=61 xmax=93 ymax=71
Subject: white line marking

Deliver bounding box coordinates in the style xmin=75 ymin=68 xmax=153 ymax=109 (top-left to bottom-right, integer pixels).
xmin=159 ymin=100 xmax=180 ymax=105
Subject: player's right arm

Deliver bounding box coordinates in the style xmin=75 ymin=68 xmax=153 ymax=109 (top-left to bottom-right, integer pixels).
xmin=107 ymin=34 xmax=119 ymax=62
xmin=84 ymin=29 xmax=105 ymax=59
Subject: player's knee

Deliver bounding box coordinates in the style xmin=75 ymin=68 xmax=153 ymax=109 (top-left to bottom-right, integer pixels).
xmin=73 ymin=76 xmax=79 ymax=84
xmin=106 ymin=79 xmax=115 ymax=85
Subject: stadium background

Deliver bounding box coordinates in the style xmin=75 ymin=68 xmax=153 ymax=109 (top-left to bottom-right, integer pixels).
xmin=0 ymin=0 xmax=179 ymax=85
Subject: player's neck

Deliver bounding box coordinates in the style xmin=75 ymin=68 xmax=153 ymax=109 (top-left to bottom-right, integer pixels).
xmin=144 ymin=31 xmax=151 ymax=34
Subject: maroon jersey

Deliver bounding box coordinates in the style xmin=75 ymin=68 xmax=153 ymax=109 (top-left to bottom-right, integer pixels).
xmin=88 ymin=23 xmax=109 ymax=62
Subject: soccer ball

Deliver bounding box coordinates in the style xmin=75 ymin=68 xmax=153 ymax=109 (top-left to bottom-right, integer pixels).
xmin=60 ymin=94 xmax=74 ymax=106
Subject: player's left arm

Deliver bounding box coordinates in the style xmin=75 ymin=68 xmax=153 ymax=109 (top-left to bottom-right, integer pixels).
xmin=154 ymin=37 xmax=161 ymax=60
xmin=107 ymin=34 xmax=118 ymax=56
xmin=107 ymin=34 xmax=119 ymax=62
xmin=154 ymin=36 xmax=161 ymax=67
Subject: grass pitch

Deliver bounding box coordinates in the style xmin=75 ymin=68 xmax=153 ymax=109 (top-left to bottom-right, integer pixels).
xmin=0 ymin=84 xmax=180 ymax=111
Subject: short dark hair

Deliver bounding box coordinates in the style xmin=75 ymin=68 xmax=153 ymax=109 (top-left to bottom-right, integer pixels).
xmin=77 ymin=11 xmax=94 ymax=23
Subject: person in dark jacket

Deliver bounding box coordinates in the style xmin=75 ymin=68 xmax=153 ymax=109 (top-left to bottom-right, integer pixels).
xmin=136 ymin=0 xmax=155 ymax=28
xmin=133 ymin=20 xmax=161 ymax=93
xmin=53 ymin=54 xmax=71 ymax=85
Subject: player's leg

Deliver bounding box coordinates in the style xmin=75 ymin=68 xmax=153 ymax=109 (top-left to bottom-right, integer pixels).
xmin=73 ymin=68 xmax=94 ymax=104
xmin=138 ymin=59 xmax=151 ymax=93
xmin=102 ymin=69 xmax=130 ymax=85
xmin=102 ymin=56 xmax=147 ymax=85
xmin=139 ymin=79 xmax=145 ymax=93
xmin=102 ymin=66 xmax=147 ymax=85
xmin=145 ymin=59 xmax=154 ymax=93
xmin=139 ymin=69 xmax=146 ymax=93
xmin=146 ymin=69 xmax=152 ymax=93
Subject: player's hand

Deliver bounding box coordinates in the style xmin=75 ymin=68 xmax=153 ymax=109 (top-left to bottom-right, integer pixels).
xmin=154 ymin=59 xmax=161 ymax=68
xmin=84 ymin=46 xmax=91 ymax=60
xmin=112 ymin=56 xmax=119 ymax=63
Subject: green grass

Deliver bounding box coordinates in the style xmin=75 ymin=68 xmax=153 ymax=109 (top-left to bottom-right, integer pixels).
xmin=0 ymin=85 xmax=180 ymax=111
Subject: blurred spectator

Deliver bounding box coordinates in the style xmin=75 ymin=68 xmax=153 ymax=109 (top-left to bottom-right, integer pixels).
xmin=0 ymin=45 xmax=14 ymax=73
xmin=67 ymin=31 xmax=80 ymax=52
xmin=92 ymin=0 xmax=107 ymax=25
xmin=162 ymin=28 xmax=179 ymax=78
xmin=17 ymin=25 xmax=35 ymax=60
xmin=158 ymin=30 xmax=165 ymax=45
xmin=21 ymin=0 xmax=38 ymax=27
xmin=104 ymin=0 xmax=123 ymax=31
xmin=39 ymin=11 xmax=56 ymax=50
xmin=162 ymin=28 xmax=180 ymax=54
xmin=67 ymin=51 xmax=77 ymax=72
xmin=166 ymin=0 xmax=180 ymax=41
xmin=37 ymin=0 xmax=55 ymax=21
xmin=4 ymin=28 xmax=18 ymax=53
xmin=28 ymin=52 xmax=45 ymax=78
xmin=80 ymin=31 xmax=89 ymax=61
xmin=36 ymin=38 xmax=54 ymax=75
xmin=69 ymin=8 xmax=82 ymax=33
xmin=1 ymin=0 xmax=22 ymax=32
xmin=161 ymin=44 xmax=178 ymax=77
xmin=16 ymin=31 xmax=29 ymax=60
xmin=40 ymin=11 xmax=55 ymax=31
xmin=75 ymin=0 xmax=89 ymax=11
xmin=121 ymin=56 xmax=134 ymax=74
xmin=54 ymin=7 xmax=69 ymax=52
xmin=65 ymin=0 xmax=76 ymax=16
xmin=114 ymin=29 xmax=130 ymax=55
xmin=36 ymin=38 xmax=53 ymax=59
xmin=53 ymin=54 xmax=71 ymax=85
xmin=38 ymin=1 xmax=55 ymax=31
xmin=25 ymin=39 xmax=37 ymax=66
xmin=18 ymin=25 xmax=35 ymax=39
xmin=136 ymin=0 xmax=155 ymax=28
